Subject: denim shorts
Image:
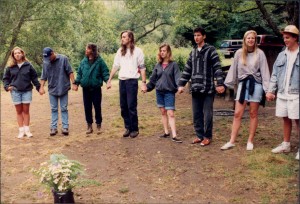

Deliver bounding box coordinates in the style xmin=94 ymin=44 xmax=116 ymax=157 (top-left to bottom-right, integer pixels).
xmin=235 ymin=81 xmax=263 ymax=103
xmin=156 ymin=90 xmax=175 ymax=110
xmin=11 ymin=90 xmax=32 ymax=105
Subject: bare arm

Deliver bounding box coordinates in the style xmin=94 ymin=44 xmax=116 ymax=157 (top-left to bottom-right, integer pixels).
xmin=69 ymin=72 xmax=78 ymax=91
xmin=107 ymin=68 xmax=118 ymax=89
xmin=140 ymin=68 xmax=147 ymax=92
xmin=39 ymin=79 xmax=46 ymax=95
xmin=69 ymin=73 xmax=75 ymax=84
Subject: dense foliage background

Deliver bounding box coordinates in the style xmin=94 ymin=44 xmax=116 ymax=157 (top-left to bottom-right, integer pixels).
xmin=0 ymin=0 xmax=298 ymax=76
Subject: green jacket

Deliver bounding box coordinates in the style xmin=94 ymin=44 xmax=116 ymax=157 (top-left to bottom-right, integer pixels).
xmin=75 ymin=56 xmax=109 ymax=88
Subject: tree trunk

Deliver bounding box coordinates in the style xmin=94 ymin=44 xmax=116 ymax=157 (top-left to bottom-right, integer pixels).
xmin=0 ymin=14 xmax=25 ymax=71
xmin=255 ymin=0 xmax=281 ymax=36
xmin=286 ymin=1 xmax=299 ymax=25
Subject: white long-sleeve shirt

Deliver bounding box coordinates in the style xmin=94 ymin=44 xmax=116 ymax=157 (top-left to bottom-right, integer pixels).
xmin=113 ymin=47 xmax=145 ymax=80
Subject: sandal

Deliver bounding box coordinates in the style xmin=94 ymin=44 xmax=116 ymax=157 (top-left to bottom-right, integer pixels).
xmin=191 ymin=137 xmax=203 ymax=144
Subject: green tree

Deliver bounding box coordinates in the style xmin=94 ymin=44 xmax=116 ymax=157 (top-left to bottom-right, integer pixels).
xmin=0 ymin=0 xmax=86 ymax=71
xmin=173 ymin=0 xmax=299 ymax=46
xmin=115 ymin=0 xmax=177 ymax=43
xmin=0 ymin=0 xmax=118 ymax=72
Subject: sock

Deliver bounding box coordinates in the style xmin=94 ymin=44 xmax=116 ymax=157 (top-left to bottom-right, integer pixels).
xmin=19 ymin=127 xmax=24 ymax=132
xmin=24 ymin=126 xmax=30 ymax=132
xmin=283 ymin=141 xmax=290 ymax=146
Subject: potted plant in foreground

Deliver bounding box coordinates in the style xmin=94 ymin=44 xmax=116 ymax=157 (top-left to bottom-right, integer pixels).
xmin=32 ymin=154 xmax=84 ymax=203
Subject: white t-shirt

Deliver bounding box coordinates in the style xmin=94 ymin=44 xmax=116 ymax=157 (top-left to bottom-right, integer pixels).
xmin=278 ymin=47 xmax=299 ymax=100
xmin=113 ymin=47 xmax=145 ymax=80
xmin=17 ymin=62 xmax=24 ymax=68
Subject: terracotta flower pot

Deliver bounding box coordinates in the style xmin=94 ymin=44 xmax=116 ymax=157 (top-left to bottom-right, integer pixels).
xmin=52 ymin=189 xmax=75 ymax=203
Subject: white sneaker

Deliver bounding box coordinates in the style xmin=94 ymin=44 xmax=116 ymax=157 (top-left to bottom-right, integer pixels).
xmin=17 ymin=127 xmax=24 ymax=139
xmin=271 ymin=142 xmax=291 ymax=153
xmin=221 ymin=142 xmax=235 ymax=150
xmin=24 ymin=130 xmax=33 ymax=138
xmin=296 ymin=150 xmax=299 ymax=160
xmin=24 ymin=126 xmax=33 ymax=138
xmin=246 ymin=142 xmax=254 ymax=151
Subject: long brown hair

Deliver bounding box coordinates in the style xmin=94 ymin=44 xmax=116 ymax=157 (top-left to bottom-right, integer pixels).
xmin=120 ymin=30 xmax=135 ymax=56
xmin=86 ymin=43 xmax=99 ymax=59
xmin=7 ymin=47 xmax=28 ymax=67
xmin=241 ymin=30 xmax=258 ymax=65
xmin=157 ymin=43 xmax=173 ymax=63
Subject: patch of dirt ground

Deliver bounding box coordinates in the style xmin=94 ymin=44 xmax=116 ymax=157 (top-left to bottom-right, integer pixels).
xmin=1 ymin=81 xmax=299 ymax=203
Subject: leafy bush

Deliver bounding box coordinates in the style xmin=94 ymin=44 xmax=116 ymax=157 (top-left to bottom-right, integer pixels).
xmin=98 ymin=44 xmax=235 ymax=79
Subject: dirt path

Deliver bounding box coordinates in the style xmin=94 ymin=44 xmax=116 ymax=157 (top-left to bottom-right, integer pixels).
xmin=1 ymin=81 xmax=298 ymax=203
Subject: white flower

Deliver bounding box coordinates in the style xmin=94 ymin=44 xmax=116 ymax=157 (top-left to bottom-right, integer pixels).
xmin=33 ymin=154 xmax=84 ymax=192
xmin=58 ymin=185 xmax=63 ymax=191
xmin=53 ymin=178 xmax=59 ymax=184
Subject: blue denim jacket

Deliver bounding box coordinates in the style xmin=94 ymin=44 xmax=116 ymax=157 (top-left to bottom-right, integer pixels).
xmin=268 ymin=49 xmax=299 ymax=94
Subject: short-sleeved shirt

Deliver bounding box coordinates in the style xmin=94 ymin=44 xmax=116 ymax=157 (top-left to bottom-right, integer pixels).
xmin=113 ymin=47 xmax=145 ymax=80
xmin=41 ymin=54 xmax=73 ymax=96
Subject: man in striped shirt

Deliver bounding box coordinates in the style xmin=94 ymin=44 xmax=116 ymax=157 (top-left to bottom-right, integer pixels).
xmin=178 ymin=27 xmax=225 ymax=146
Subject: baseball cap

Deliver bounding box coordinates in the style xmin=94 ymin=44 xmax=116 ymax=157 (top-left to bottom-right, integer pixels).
xmin=281 ymin=25 xmax=299 ymax=36
xmin=43 ymin=47 xmax=53 ymax=62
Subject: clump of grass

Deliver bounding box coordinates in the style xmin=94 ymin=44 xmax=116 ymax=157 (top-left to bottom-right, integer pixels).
xmin=77 ymin=179 xmax=102 ymax=187
xmin=119 ymin=187 xmax=129 ymax=194
xmin=242 ymin=150 xmax=298 ymax=203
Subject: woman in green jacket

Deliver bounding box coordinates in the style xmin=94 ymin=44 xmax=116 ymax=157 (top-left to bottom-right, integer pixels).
xmin=73 ymin=43 xmax=110 ymax=134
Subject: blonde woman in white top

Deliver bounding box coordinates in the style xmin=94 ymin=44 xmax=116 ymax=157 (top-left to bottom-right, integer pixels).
xmin=221 ymin=30 xmax=270 ymax=151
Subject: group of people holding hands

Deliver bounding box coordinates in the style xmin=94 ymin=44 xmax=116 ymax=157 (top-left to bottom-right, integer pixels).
xmin=3 ymin=25 xmax=299 ymax=160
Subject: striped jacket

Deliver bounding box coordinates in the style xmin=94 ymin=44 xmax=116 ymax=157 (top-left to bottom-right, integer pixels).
xmin=178 ymin=43 xmax=224 ymax=94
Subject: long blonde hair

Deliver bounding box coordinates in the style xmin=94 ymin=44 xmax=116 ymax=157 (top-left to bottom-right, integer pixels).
xmin=241 ymin=30 xmax=258 ymax=65
xmin=157 ymin=43 xmax=173 ymax=63
xmin=7 ymin=47 xmax=28 ymax=67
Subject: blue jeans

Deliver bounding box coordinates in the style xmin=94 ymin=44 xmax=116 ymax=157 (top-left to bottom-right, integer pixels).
xmin=49 ymin=93 xmax=69 ymax=129
xmin=119 ymin=79 xmax=138 ymax=132
xmin=192 ymin=92 xmax=214 ymax=140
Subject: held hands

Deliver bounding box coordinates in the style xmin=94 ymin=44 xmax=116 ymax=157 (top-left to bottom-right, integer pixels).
xmin=216 ymin=86 xmax=225 ymax=94
xmin=7 ymin=86 xmax=14 ymax=92
xmin=39 ymin=87 xmax=45 ymax=95
xmin=177 ymin=87 xmax=184 ymax=94
xmin=72 ymin=84 xmax=78 ymax=91
xmin=106 ymin=80 xmax=112 ymax=90
xmin=266 ymin=92 xmax=276 ymax=101
xmin=141 ymin=83 xmax=147 ymax=93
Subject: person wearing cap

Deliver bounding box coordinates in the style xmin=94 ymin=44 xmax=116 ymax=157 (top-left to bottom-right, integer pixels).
xmin=106 ymin=30 xmax=147 ymax=138
xmin=39 ymin=47 xmax=75 ymax=136
xmin=73 ymin=43 xmax=110 ymax=135
xmin=266 ymin=25 xmax=299 ymax=160
xmin=2 ymin=47 xmax=40 ymax=139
